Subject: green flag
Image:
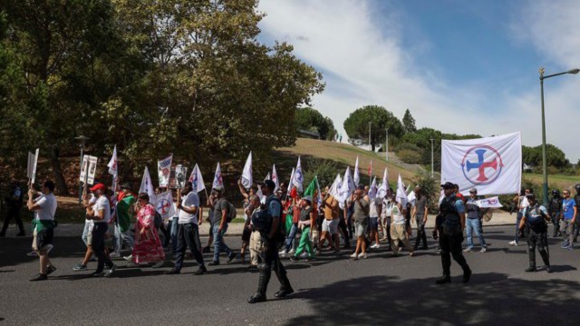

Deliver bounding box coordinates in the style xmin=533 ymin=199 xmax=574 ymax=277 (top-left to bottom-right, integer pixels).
xmin=304 ymin=176 xmax=317 ymax=198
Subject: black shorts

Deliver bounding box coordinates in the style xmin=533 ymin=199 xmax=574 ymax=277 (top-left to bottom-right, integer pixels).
xmin=33 ymin=228 xmax=54 ymax=252
xmin=242 ymin=227 xmax=251 ymax=242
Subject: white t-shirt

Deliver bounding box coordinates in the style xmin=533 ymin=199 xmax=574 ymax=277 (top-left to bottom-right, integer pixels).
xmin=369 ymin=198 xmax=380 ymax=218
xmin=169 ymin=202 xmax=178 ymax=221
xmin=391 ymin=205 xmax=405 ymax=225
xmin=178 ymin=192 xmax=200 ymax=224
xmin=382 ymin=198 xmax=393 ymax=219
xmin=94 ymin=196 xmax=111 ymax=223
xmin=34 ymin=193 xmax=57 ymax=221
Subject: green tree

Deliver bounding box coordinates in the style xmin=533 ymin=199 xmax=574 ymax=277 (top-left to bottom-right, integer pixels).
xmin=295 ymin=107 xmax=337 ymax=140
xmin=343 ymin=105 xmax=403 ymax=151
xmin=402 ymin=108 xmax=417 ymax=133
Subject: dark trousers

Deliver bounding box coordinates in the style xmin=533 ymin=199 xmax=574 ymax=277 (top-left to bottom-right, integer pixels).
xmin=527 ymin=227 xmax=549 ymax=268
xmin=338 ymin=217 xmax=350 ymax=247
xmin=439 ymin=231 xmax=470 ymax=277
xmin=92 ymin=223 xmax=114 ymax=273
xmin=256 ymin=237 xmax=291 ymax=295
xmin=174 ymin=223 xmax=205 ymax=271
xmin=1 ymin=207 xmax=24 ymax=234
xmin=550 ymin=210 xmax=561 ymax=237
xmin=414 ymin=218 xmax=427 ymax=248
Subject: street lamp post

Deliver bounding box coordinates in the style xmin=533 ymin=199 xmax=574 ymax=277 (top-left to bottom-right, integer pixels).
xmin=385 ymin=128 xmax=389 ymax=161
xmin=430 ymin=138 xmax=434 ymax=178
xmin=75 ymin=135 xmax=89 ymax=204
xmin=539 ymin=67 xmax=579 ymax=206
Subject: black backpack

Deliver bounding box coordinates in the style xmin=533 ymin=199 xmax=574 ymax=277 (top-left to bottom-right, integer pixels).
xmin=265 ymin=195 xmax=285 ymax=242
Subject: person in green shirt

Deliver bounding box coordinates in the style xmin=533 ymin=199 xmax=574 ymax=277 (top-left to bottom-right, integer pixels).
xmin=112 ymin=183 xmax=136 ymax=259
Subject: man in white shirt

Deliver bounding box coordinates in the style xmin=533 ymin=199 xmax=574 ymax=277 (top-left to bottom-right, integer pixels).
xmin=27 ymin=180 xmax=58 ymax=281
xmin=166 ymin=181 xmax=207 ymax=275
xmin=86 ymin=183 xmax=116 ymax=278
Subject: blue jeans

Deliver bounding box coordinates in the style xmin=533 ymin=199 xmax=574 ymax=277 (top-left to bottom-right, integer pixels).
xmin=466 ymin=218 xmax=486 ymax=249
xmin=285 ymin=223 xmax=298 ymax=251
xmin=212 ymin=223 xmax=232 ymax=262
xmin=114 ymin=223 xmax=135 ymax=254
xmin=170 ymin=218 xmax=179 ymax=254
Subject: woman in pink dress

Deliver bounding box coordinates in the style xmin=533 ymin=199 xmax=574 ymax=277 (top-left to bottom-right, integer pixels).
xmin=131 ymin=193 xmax=165 ymax=267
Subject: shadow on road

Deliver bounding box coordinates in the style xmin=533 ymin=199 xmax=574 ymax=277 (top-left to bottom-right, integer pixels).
xmin=284 ymin=273 xmax=580 ymax=325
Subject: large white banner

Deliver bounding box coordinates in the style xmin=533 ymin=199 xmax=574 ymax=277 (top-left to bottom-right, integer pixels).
xmin=441 ymin=132 xmax=522 ymax=196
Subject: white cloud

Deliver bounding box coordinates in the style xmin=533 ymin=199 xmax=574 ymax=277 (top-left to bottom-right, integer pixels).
xmin=258 ymin=0 xmax=580 ymax=162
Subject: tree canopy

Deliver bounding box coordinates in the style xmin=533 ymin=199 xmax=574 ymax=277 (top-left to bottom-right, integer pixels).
xmin=0 ymin=0 xmax=324 ymax=193
xmin=343 ymin=105 xmax=403 ymax=151
xmin=295 ymin=107 xmax=336 ymax=140
xmin=402 ymin=109 xmax=417 ymax=133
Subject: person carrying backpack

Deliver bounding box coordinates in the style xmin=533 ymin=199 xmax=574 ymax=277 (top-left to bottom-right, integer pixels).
xmin=248 ymin=180 xmax=293 ymax=304
xmin=208 ymin=186 xmax=236 ymax=265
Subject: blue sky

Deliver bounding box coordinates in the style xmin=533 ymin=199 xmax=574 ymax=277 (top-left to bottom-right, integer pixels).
xmin=257 ymin=0 xmax=580 ymax=162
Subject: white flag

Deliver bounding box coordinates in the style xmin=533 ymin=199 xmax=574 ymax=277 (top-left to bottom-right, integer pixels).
xmin=368 ymin=176 xmax=378 ymax=199
xmin=241 ymin=152 xmax=253 ymax=190
xmin=396 ymin=174 xmax=407 ymax=206
xmin=338 ymin=167 xmax=356 ymax=202
xmin=264 ymin=172 xmax=271 ymax=181
xmin=407 ymin=184 xmax=416 ymax=207
xmin=155 ymin=190 xmax=176 ymax=220
xmin=189 ymin=164 xmax=206 ymax=193
xmin=289 ymin=168 xmax=295 ymax=188
xmin=329 ymin=173 xmax=342 ymax=199
xmin=212 ymin=162 xmax=224 ymax=189
xmin=157 ymin=154 xmax=173 ymax=187
xmin=271 ymin=164 xmax=280 ymax=192
xmin=27 ymin=149 xmax=39 ymax=183
xmin=107 ymin=145 xmax=118 ymax=176
xmin=475 ymin=196 xmax=503 ymax=208
xmin=292 ymin=156 xmax=304 ymax=192
xmin=139 ymin=166 xmax=157 ymax=204
xmin=441 ymin=132 xmax=522 ymax=195
xmin=353 ymin=156 xmax=360 ymax=185
xmin=377 ymin=168 xmax=388 ymax=198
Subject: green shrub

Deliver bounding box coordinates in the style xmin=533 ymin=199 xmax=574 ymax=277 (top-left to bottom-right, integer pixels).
xmin=397 ymin=149 xmax=423 ymax=164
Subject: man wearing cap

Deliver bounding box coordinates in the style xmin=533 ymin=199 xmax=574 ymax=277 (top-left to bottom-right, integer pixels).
xmin=436 ymin=182 xmax=471 ymax=284
xmin=209 ymin=186 xmax=235 ymax=265
xmin=248 ymin=179 xmax=293 ymax=303
xmin=112 ymin=183 xmax=136 ymax=258
xmin=350 ymin=184 xmax=370 ymax=260
xmin=86 ymin=183 xmax=116 ymax=277
xmin=464 ymin=188 xmax=487 ymax=253
xmin=518 ymin=194 xmax=551 ymax=272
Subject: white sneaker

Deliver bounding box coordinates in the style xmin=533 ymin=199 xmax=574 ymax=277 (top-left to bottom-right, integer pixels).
xmin=26 ymin=251 xmax=37 ymax=257
xmin=152 ymin=261 xmax=164 ymax=268
xmin=109 ymin=252 xmax=121 ymax=258
xmin=300 ymin=252 xmax=308 ymax=258
xmin=480 ymin=247 xmax=487 ymax=253
xmin=288 ymin=248 xmax=295 ymax=255
xmin=279 ymin=250 xmax=287 ymax=258
xmin=370 ymin=244 xmax=380 ymax=249
xmin=123 ymin=255 xmax=133 ymax=261
xmin=350 ymin=252 xmax=358 ymax=259
xmin=463 ymin=248 xmax=473 ymax=253
xmin=509 ymin=241 xmax=518 ymax=246
xmin=358 ymin=253 xmax=367 ymax=259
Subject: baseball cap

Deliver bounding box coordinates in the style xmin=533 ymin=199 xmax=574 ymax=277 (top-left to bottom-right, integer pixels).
xmin=90 ymin=183 xmax=106 ymax=192
xmin=441 ymin=182 xmax=455 ymax=190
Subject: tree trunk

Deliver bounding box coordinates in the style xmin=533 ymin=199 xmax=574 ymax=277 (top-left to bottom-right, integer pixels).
xmin=371 ymin=142 xmax=376 ymax=152
xmin=49 ymin=146 xmax=70 ymax=196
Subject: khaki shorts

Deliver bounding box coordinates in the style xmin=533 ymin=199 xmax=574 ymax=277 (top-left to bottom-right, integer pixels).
xmin=390 ymin=223 xmax=407 ymax=241
xmin=355 ymin=221 xmax=368 ymax=238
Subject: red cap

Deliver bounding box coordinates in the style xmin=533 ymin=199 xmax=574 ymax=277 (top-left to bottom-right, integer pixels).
xmin=90 ymin=183 xmax=106 ymax=192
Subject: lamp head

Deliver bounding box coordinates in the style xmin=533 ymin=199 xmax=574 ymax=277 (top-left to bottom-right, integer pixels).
xmin=568 ymin=68 xmax=580 ymax=75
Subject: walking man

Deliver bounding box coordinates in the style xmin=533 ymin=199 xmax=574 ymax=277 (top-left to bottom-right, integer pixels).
xmin=1 ymin=179 xmax=25 ymax=237
xmin=209 ymin=186 xmax=235 ymax=265
xmin=560 ymin=188 xmax=576 ymax=250
xmin=519 ymin=194 xmax=551 ymax=273
xmin=248 ymin=180 xmax=293 ymax=303
xmin=166 ymin=181 xmax=207 ymax=275
xmin=464 ymin=188 xmax=487 ymax=253
xmin=412 ymin=186 xmax=428 ymax=250
xmin=27 ymin=181 xmax=57 ymax=281
xmin=111 ymin=183 xmax=136 ymax=259
xmin=436 ymin=182 xmax=471 ymax=284
xmin=86 ymin=183 xmax=116 ymax=277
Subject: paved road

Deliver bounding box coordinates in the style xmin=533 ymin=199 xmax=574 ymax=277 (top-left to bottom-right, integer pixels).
xmin=1 ymin=225 xmax=580 ymax=326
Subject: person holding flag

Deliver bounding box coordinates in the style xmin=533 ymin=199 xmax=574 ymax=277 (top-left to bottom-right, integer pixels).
xmin=350 ymin=184 xmax=370 ymax=260
xmin=289 ymin=196 xmax=316 ymax=262
xmin=166 ymin=181 xmax=207 ymax=275
xmin=317 ymin=180 xmax=340 ymax=254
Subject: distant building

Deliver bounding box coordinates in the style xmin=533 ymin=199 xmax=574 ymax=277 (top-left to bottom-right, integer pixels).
xmin=298 ymin=129 xmax=320 ymax=139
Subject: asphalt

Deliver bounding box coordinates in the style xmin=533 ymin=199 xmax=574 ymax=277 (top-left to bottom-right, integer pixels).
xmin=1 ymin=225 xmax=580 ymax=326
